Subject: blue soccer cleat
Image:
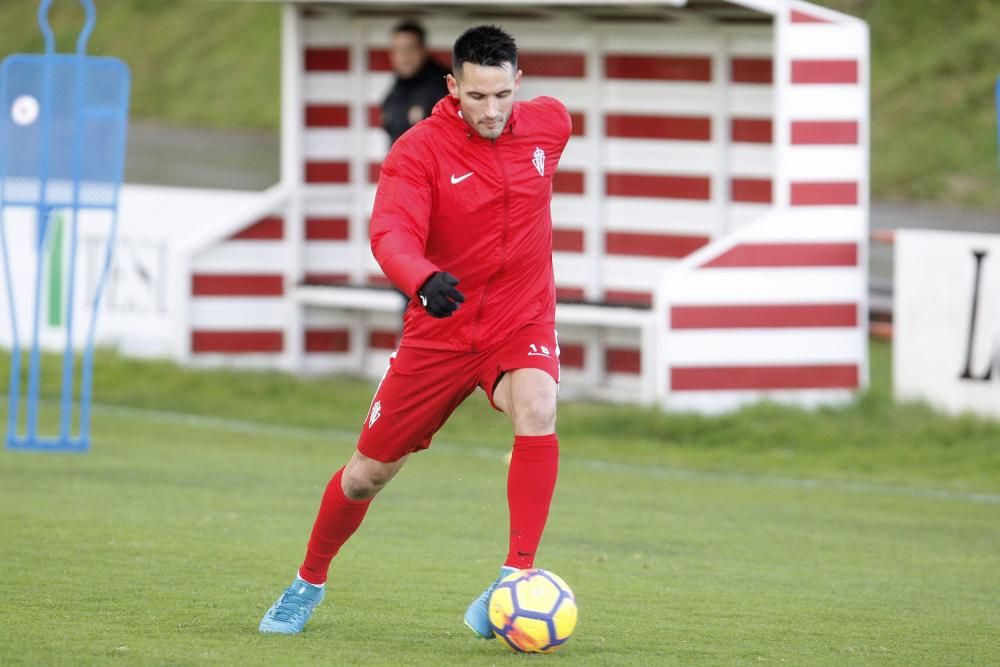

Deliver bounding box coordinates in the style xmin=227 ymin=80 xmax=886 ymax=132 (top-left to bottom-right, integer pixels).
xmin=464 ymin=565 xmax=518 ymax=638
xmin=259 ymin=577 xmax=325 ymax=634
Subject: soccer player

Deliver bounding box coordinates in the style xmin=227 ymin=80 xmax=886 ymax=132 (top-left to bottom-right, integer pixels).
xmin=259 ymin=24 xmax=572 ymax=637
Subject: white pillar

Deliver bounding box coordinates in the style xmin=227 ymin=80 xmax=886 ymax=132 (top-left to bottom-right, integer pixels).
xmin=281 ymin=2 xmax=305 ymax=372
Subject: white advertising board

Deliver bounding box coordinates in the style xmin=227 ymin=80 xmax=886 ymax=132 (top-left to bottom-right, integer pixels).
xmin=0 ymin=185 xmax=257 ymax=357
xmin=894 ymin=229 xmax=1000 ymax=419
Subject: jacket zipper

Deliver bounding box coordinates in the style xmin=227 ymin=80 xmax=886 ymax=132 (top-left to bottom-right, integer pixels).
xmin=470 ymin=139 xmax=511 ymax=352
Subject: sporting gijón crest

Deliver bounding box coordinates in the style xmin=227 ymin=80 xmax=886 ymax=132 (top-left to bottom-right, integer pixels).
xmin=532 ymin=147 xmax=545 ymax=177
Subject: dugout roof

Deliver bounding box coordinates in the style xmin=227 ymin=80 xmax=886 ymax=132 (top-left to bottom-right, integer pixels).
xmin=242 ymin=0 xmax=776 ymax=23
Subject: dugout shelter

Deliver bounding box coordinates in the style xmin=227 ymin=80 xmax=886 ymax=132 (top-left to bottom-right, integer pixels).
xmin=179 ymin=0 xmax=869 ymax=413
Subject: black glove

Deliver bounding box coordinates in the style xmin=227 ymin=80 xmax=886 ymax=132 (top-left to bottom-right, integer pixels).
xmin=418 ymin=271 xmax=465 ymax=318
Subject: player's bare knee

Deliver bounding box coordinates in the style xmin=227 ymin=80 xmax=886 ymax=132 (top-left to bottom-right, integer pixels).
xmin=341 ymin=464 xmax=379 ymax=500
xmin=515 ymin=395 xmax=557 ymax=434
xmin=342 ymin=452 xmax=405 ymax=500
xmin=341 ymin=468 xmax=378 ymax=500
xmin=343 ymin=470 xmax=394 ymax=500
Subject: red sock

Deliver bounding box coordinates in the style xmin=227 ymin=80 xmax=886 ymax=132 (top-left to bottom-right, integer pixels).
xmin=504 ymin=433 xmax=559 ymax=570
xmin=298 ymin=467 xmax=371 ymax=585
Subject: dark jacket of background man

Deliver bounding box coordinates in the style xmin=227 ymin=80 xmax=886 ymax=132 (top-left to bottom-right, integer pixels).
xmin=381 ymin=21 xmax=450 ymax=146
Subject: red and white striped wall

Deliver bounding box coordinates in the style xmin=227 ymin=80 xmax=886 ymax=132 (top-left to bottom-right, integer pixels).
xmin=183 ymin=199 xmax=396 ymax=371
xmin=183 ymin=199 xmax=290 ymax=366
xmin=654 ymin=0 xmax=869 ymax=412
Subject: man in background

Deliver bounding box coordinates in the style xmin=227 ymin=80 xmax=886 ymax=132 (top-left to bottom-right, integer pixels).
xmin=381 ymin=20 xmax=450 ymax=145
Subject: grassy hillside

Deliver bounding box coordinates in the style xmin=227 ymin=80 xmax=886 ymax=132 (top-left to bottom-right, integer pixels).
xmin=0 ymin=0 xmax=281 ymax=128
xmin=823 ymin=0 xmax=1000 ymax=208
xmin=0 ymin=1 xmax=998 ymax=208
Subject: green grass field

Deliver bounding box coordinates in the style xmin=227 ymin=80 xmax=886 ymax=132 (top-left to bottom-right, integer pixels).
xmin=1 ymin=342 xmax=998 ymax=665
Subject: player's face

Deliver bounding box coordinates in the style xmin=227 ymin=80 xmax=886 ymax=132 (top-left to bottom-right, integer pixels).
xmin=447 ymin=62 xmax=522 ymax=140
xmin=390 ymin=31 xmax=426 ymax=79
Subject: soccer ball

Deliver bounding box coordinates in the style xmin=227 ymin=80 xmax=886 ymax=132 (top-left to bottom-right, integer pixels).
xmin=488 ymin=568 xmax=578 ymax=653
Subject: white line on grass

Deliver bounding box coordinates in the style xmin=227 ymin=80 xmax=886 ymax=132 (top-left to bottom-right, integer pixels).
xmin=25 ymin=401 xmax=1000 ymax=506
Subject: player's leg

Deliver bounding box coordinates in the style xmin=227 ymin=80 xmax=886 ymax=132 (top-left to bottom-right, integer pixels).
xmin=464 ymin=327 xmax=560 ymax=638
xmin=259 ymin=452 xmax=411 ymax=635
xmin=303 ymin=346 xmax=470 ymax=581
xmin=297 ymin=449 xmax=409 ymax=586
xmin=261 ymin=347 xmax=475 ymax=634
xmin=492 ymin=368 xmax=559 ymax=569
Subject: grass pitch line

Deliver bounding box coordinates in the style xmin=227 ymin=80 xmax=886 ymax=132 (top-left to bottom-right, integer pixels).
xmin=74 ymin=401 xmax=1000 ymax=507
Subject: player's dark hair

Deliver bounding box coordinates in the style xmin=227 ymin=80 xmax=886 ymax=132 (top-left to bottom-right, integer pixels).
xmin=452 ymin=25 xmax=517 ymax=76
xmin=393 ymin=20 xmax=427 ymax=46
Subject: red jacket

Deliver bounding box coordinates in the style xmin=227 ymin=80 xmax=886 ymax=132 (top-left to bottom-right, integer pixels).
xmin=370 ymin=94 xmax=572 ymax=351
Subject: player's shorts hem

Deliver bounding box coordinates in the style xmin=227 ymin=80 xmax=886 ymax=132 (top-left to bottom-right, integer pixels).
xmin=356 ymin=440 xmax=428 ymax=464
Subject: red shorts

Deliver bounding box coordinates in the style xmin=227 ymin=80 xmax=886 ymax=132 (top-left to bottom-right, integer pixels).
xmin=356 ymin=323 xmax=560 ymax=463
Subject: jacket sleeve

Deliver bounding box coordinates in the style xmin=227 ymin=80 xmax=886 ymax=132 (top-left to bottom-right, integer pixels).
xmin=369 ymin=135 xmax=441 ymax=299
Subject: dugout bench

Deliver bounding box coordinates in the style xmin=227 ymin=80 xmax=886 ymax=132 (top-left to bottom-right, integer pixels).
xmin=292 ymin=281 xmax=659 ymax=404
